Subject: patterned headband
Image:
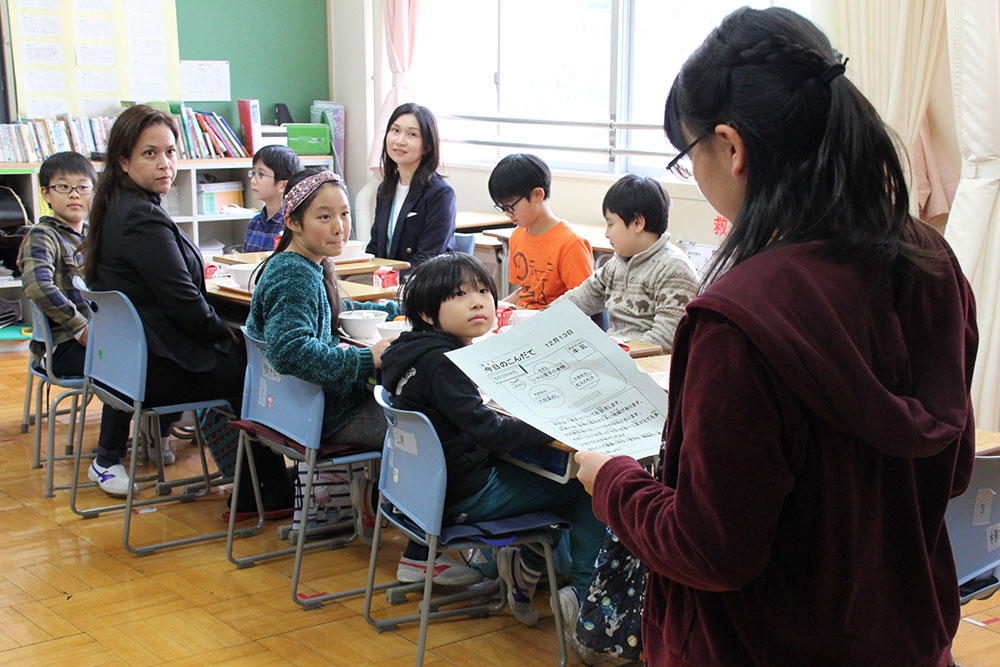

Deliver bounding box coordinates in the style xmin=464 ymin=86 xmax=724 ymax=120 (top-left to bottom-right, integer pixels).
xmin=281 ymin=170 xmax=343 ymax=218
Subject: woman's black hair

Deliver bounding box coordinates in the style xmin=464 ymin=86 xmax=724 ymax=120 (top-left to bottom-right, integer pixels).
xmin=255 ymin=167 xmax=350 ymax=328
xmin=400 ymin=253 xmax=498 ymax=332
xmin=82 ymin=104 xmax=180 ymax=283
xmin=377 ymin=103 xmax=442 ymax=198
xmin=665 ymin=7 xmax=941 ymax=291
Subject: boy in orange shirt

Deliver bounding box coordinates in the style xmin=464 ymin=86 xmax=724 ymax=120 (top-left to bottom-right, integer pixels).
xmin=488 ymin=154 xmax=593 ymax=308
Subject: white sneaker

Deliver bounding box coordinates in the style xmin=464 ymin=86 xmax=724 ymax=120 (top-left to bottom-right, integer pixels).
xmin=396 ymin=552 xmax=485 ymax=586
xmin=558 ymin=586 xmax=601 ymax=665
xmin=88 ymin=461 xmax=138 ymax=497
xmin=148 ymin=438 xmax=175 ymax=466
xmin=497 ymin=546 xmax=540 ymax=626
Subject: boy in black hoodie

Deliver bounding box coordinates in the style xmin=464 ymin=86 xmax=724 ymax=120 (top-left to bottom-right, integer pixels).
xmin=380 ymin=253 xmax=604 ymax=642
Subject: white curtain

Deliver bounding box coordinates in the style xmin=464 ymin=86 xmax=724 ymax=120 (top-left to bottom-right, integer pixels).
xmin=943 ymin=0 xmax=1000 ymax=430
xmin=826 ymin=1 xmax=953 ymax=219
xmin=367 ymin=0 xmax=421 ymax=171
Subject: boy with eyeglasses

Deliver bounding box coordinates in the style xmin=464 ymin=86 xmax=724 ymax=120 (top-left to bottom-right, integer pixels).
xmin=242 ymin=145 xmax=302 ymax=252
xmin=488 ymin=153 xmax=593 ymax=309
xmin=17 ymin=151 xmax=97 ymax=377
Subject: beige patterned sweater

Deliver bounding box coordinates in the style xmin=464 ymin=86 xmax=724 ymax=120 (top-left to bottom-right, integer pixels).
xmin=559 ymin=233 xmax=699 ymax=352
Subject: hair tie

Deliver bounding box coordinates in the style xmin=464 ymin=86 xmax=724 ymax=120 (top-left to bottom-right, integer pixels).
xmin=820 ymin=57 xmax=848 ymax=85
xmin=281 ymin=170 xmax=342 ymax=218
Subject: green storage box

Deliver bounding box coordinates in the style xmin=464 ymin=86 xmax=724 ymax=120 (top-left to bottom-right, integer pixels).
xmin=285 ymin=123 xmax=331 ymax=155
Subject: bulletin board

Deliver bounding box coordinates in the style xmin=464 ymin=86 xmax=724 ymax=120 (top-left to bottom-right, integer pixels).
xmin=5 ymin=0 xmax=181 ymax=118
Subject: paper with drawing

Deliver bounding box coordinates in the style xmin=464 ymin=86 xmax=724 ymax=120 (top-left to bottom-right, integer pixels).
xmin=445 ymin=301 xmax=665 ymax=459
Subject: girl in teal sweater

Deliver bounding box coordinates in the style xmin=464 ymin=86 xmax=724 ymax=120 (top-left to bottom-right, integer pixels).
xmin=246 ymin=168 xmax=398 ymax=444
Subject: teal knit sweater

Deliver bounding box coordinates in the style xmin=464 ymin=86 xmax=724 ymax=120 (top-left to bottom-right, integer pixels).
xmin=245 ymin=251 xmax=399 ymax=438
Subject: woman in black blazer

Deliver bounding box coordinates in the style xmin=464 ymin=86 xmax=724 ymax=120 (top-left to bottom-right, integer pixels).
xmin=366 ymin=103 xmax=456 ymax=267
xmin=81 ymin=105 xmax=292 ymax=512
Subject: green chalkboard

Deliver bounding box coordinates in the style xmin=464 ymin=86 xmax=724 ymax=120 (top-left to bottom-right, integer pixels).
xmin=174 ymin=0 xmax=329 ymax=142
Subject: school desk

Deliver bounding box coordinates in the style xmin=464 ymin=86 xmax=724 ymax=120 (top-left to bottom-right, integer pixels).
xmin=212 ymin=253 xmax=410 ymax=277
xmin=205 ymin=278 xmax=397 ymax=305
xmin=455 ymin=210 xmax=515 ymax=233
xmin=484 ymin=224 xmax=613 ymax=294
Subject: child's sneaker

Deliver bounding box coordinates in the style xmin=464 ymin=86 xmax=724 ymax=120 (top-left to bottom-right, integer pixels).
xmin=497 ymin=546 xmax=541 ymax=626
xmin=348 ymin=474 xmax=380 ymax=546
xmin=148 ymin=438 xmax=175 ymax=466
xmin=396 ymin=552 xmax=485 ymax=586
xmin=88 ymin=460 xmax=137 ymax=497
xmin=558 ymin=586 xmax=601 ymax=665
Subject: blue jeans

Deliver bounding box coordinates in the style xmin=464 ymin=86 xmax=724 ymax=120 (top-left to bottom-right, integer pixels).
xmin=449 ymin=462 xmax=605 ymax=597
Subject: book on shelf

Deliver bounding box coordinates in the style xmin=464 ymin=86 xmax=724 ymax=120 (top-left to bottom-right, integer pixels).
xmin=238 ymin=99 xmax=263 ymax=156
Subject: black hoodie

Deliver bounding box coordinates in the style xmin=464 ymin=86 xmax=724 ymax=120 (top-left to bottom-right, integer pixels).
xmin=380 ymin=330 xmax=552 ymax=504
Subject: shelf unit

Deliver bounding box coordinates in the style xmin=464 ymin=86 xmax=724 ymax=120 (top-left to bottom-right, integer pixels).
xmin=0 ymin=154 xmax=335 ymax=251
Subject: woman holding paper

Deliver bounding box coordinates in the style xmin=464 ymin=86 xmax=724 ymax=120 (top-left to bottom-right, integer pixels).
xmin=575 ymin=7 xmax=976 ymax=666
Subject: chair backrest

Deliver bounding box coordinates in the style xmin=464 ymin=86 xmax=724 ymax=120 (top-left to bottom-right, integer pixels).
xmin=79 ymin=286 xmax=148 ymax=402
xmin=946 ymin=455 xmax=1000 ymax=600
xmin=454 ymin=233 xmax=476 ymax=254
xmin=373 ymin=385 xmax=447 ymax=536
xmin=240 ymin=327 xmax=326 ymax=449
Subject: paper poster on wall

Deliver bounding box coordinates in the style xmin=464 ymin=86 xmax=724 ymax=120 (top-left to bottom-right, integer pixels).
xmin=24 ymin=97 xmax=68 ymax=117
xmin=7 ymin=0 xmax=181 ymax=118
xmin=180 ymin=60 xmax=231 ymax=102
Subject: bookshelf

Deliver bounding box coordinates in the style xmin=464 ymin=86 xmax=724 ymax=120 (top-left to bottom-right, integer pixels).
xmin=0 ymin=154 xmax=334 ymax=250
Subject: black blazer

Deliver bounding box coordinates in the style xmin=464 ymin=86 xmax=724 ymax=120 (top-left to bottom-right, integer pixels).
xmin=91 ymin=187 xmax=232 ymax=373
xmin=366 ymin=172 xmax=457 ymax=267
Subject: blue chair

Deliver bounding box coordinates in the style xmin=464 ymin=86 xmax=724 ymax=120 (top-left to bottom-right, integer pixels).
xmin=454 ymin=233 xmax=476 ymax=254
xmin=364 ymin=386 xmax=569 ymax=667
xmin=67 ymin=285 xmax=238 ymax=556
xmin=946 ymin=455 xmax=1000 ymax=605
xmin=225 ymin=327 xmax=383 ymax=610
xmin=27 ymin=300 xmax=95 ymax=498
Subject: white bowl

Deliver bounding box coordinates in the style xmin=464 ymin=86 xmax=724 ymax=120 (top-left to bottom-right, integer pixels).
xmin=339 ymin=240 xmax=366 ymax=259
xmin=228 ymin=263 xmax=259 ymax=291
xmin=376 ymin=319 xmax=412 ymax=339
xmin=339 ymin=310 xmax=388 ymax=339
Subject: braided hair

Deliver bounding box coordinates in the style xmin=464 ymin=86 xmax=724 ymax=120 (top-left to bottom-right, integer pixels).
xmin=666 ymin=7 xmax=941 ymax=291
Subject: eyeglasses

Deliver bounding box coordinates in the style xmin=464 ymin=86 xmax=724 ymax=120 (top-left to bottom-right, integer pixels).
xmin=248 ymin=170 xmax=274 ymax=181
xmin=47 ymin=183 xmax=93 ymax=195
xmin=666 ymin=136 xmax=702 ymax=181
xmin=493 ymin=195 xmax=525 ymax=214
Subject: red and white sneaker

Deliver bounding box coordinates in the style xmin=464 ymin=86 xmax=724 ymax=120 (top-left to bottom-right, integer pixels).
xmin=396 ymin=552 xmax=485 ymax=586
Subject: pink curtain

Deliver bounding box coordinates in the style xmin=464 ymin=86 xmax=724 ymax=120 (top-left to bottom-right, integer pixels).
xmin=368 ymin=0 xmax=422 ymax=172
xmin=912 ymin=121 xmax=959 ymax=221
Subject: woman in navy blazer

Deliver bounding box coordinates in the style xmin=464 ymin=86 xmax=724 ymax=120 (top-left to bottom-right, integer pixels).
xmin=80 ymin=105 xmax=292 ymax=511
xmin=366 ymin=103 xmax=456 ymax=267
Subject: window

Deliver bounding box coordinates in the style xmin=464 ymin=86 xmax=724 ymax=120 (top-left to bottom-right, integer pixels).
xmin=411 ymin=0 xmax=813 ymax=174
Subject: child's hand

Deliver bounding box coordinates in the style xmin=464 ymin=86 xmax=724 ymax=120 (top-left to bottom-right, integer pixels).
xmin=575 ymin=450 xmax=613 ymax=495
xmin=370 ymin=337 xmax=392 ymax=368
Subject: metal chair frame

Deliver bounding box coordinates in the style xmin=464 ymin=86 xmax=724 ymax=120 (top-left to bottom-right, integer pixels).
xmin=225 ymin=327 xmax=383 ymax=610
xmin=947 ymin=454 xmax=1000 ymax=605
xmin=364 ymin=386 xmax=568 ymax=667
xmin=67 ymin=285 xmax=246 ymax=556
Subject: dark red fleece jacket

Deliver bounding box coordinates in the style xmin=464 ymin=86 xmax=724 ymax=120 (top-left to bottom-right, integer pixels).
xmin=593 ymin=227 xmax=977 ymax=666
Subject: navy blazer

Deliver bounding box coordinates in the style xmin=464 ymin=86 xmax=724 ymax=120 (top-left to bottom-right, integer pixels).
xmin=366 ymin=172 xmax=456 ymax=267
xmin=91 ymin=187 xmax=232 ymax=373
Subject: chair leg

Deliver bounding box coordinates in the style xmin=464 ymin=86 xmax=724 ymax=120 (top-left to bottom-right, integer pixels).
xmin=415 ymin=534 xmax=439 ymax=667
xmin=21 ymin=369 xmax=34 ymax=434
xmin=32 ymin=376 xmax=45 ymax=469
xmin=541 ymin=539 xmax=568 ymax=667
xmin=226 ymin=433 xmax=267 ymax=566
xmin=65 ymin=394 xmax=79 ymax=456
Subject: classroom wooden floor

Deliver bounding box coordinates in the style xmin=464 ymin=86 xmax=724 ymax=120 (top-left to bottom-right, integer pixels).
xmin=1 ymin=346 xmax=999 ymax=666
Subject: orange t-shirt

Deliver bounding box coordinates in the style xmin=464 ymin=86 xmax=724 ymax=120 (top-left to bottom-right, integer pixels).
xmin=508 ymin=220 xmax=594 ymax=309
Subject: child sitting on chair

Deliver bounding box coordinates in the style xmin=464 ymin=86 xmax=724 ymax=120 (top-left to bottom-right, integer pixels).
xmin=380 ymin=252 xmax=604 ymax=660
xmin=558 ymin=174 xmax=699 ymax=352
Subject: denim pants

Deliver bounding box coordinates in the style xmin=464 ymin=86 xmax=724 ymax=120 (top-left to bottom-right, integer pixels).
xmin=449 ymin=462 xmax=605 ymax=597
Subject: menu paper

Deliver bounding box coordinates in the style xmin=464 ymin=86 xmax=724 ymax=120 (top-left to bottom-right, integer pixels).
xmin=445 ymin=301 xmax=666 ymax=459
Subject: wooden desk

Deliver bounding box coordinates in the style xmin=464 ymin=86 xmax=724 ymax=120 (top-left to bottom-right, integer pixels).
xmin=976 ymin=429 xmax=1000 ymax=455
xmin=624 ymin=340 xmax=663 ymax=359
xmin=456 ymin=211 xmax=515 ymax=233
xmin=485 ymin=225 xmax=613 ymax=294
xmin=212 ymin=253 xmax=409 ymax=277
xmin=206 ymin=278 xmax=397 ymax=305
